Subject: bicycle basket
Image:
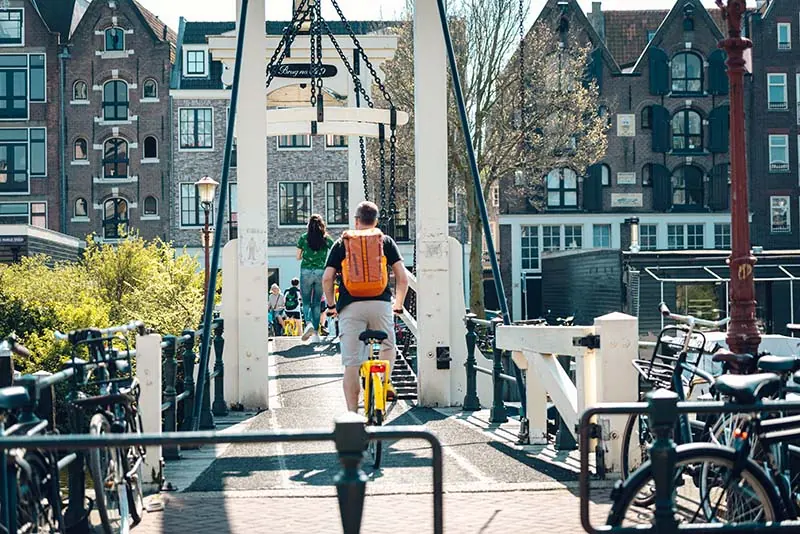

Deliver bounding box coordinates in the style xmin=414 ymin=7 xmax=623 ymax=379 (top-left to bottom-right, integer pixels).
xmin=632 ymin=326 xmax=709 ymax=391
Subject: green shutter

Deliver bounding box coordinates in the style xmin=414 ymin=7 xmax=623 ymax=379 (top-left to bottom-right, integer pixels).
xmin=589 ymin=49 xmax=603 ymax=93
xmin=708 ymin=50 xmax=728 ymax=96
xmin=652 ymin=164 xmax=672 ymax=212
xmin=651 ymin=105 xmax=670 ymax=153
xmin=649 ymin=47 xmax=669 ymax=96
xmin=709 ymin=164 xmax=729 ymax=211
xmin=583 ymin=165 xmax=603 ymax=212
xmin=708 ymin=105 xmax=729 ymax=153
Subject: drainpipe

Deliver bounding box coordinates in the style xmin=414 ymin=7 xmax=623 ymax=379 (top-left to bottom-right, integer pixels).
xmin=58 ymin=46 xmax=70 ymax=233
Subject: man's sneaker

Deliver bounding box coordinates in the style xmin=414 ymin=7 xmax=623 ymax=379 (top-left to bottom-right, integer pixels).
xmin=301 ymin=324 xmax=315 ymax=341
xmin=385 ymin=382 xmax=397 ymax=402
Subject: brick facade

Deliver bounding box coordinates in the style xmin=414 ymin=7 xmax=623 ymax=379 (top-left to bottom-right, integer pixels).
xmin=63 ymin=0 xmax=173 ymax=242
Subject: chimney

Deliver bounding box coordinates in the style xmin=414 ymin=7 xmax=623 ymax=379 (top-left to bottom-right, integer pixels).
xmin=589 ymin=1 xmax=605 ymax=42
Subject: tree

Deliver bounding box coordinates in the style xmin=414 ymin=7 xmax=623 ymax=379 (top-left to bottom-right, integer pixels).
xmin=378 ymin=0 xmax=609 ymax=317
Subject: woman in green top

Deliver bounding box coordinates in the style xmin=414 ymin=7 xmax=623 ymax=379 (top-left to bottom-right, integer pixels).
xmin=297 ymin=214 xmax=334 ymax=341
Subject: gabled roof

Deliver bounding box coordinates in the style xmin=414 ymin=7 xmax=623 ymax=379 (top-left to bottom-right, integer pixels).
xmin=33 ymin=0 xmax=76 ymax=38
xmin=630 ymin=0 xmax=725 ymax=73
xmin=131 ymin=0 xmax=177 ymax=62
xmin=182 ymin=20 xmax=394 ymax=45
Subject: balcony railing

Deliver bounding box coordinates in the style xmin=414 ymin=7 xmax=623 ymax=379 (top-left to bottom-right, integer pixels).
xmin=770 ymin=162 xmax=790 ymax=172
xmin=778 ymin=42 xmax=791 ymax=51
xmin=768 ymin=101 xmax=788 ymax=110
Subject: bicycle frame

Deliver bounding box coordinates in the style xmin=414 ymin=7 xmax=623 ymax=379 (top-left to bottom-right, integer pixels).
xmin=361 ymin=342 xmax=390 ymax=418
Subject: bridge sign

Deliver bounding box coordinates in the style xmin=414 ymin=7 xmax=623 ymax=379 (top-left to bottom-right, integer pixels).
xmin=269 ymin=63 xmax=338 ymax=79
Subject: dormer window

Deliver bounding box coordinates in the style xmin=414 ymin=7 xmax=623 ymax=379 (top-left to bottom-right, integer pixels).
xmin=142 ymin=78 xmax=157 ymax=99
xmin=185 ymin=49 xmax=207 ymax=76
xmin=105 ymin=27 xmax=125 ymax=52
xmin=0 ymin=10 xmax=23 ymax=46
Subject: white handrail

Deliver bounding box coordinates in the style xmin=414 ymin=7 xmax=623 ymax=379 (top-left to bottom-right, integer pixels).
xmin=406 ymin=268 xmax=417 ymax=293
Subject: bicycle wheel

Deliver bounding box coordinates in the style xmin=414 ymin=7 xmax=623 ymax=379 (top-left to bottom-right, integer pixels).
xmin=124 ymin=411 xmax=145 ymax=525
xmin=88 ymin=413 xmax=130 ymax=534
xmin=620 ymin=413 xmax=655 ymax=507
xmin=367 ymin=377 xmax=383 ymax=470
xmin=607 ymin=443 xmax=782 ymax=527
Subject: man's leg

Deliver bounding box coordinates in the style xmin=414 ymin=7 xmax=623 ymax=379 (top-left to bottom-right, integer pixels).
xmin=338 ymin=303 xmax=368 ymax=412
xmin=342 ymin=365 xmax=360 ymax=412
xmin=367 ymin=301 xmax=396 ymax=375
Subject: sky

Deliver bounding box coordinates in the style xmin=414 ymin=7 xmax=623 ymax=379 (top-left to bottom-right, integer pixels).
xmin=135 ymin=0 xmax=757 ymax=35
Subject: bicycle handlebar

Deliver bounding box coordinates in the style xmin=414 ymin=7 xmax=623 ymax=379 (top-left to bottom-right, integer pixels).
xmin=658 ymin=302 xmax=730 ymax=329
xmin=54 ymin=320 xmax=145 ymax=343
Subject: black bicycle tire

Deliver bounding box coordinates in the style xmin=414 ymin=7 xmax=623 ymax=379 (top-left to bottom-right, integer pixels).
xmin=607 ymin=443 xmax=783 ymax=526
xmin=620 ymin=413 xmax=655 ymax=508
xmin=124 ymin=411 xmax=145 ymax=524
xmin=88 ymin=413 xmax=128 ymax=534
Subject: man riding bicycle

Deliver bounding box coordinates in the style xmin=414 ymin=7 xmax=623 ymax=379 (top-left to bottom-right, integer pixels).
xmin=322 ymin=201 xmax=409 ymax=413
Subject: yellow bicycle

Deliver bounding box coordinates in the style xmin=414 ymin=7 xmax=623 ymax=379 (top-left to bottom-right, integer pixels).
xmin=359 ymin=329 xmax=391 ymax=468
xmin=283 ymin=316 xmax=302 ymax=336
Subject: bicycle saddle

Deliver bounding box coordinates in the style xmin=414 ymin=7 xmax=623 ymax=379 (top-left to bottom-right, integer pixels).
xmin=757 ymin=355 xmax=800 ymax=374
xmin=359 ymin=330 xmax=388 ymax=343
xmin=0 ymin=385 xmax=30 ymax=411
xmin=714 ymin=373 xmax=781 ymax=404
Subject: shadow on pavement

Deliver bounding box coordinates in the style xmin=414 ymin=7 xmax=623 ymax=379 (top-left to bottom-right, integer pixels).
xmin=272 ymin=342 xmax=339 ymax=358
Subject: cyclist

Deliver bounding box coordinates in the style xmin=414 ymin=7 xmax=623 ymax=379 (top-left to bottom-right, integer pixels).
xmin=283 ymin=278 xmax=303 ymax=334
xmin=322 ymin=201 xmax=408 ymax=413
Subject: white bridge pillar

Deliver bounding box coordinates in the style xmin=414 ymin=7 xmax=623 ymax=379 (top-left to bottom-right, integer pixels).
xmin=234 ymin=0 xmax=270 ymax=410
xmin=413 ymin=0 xmax=452 ymax=406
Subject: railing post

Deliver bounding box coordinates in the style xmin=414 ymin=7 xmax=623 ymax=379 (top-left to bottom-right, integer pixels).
xmin=136 ymin=332 xmax=164 ymax=492
xmin=489 ymin=318 xmax=508 ymax=423
xmin=180 ymin=330 xmax=196 ymax=431
xmin=554 ymin=355 xmax=577 ymax=451
xmin=212 ymin=318 xmax=228 ymax=416
xmin=198 ymin=326 xmax=216 ymax=430
xmin=647 ymin=389 xmax=679 ymax=533
xmin=162 ymin=335 xmax=180 ymax=460
xmin=333 ymin=412 xmax=368 ymax=534
xmin=463 ymin=313 xmax=480 ymax=411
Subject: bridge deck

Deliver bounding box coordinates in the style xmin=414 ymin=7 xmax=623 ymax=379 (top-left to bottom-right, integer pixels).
xmin=137 ymin=338 xmax=613 ymax=533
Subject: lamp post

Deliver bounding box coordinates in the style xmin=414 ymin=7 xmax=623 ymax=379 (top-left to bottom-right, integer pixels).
xmin=716 ymin=0 xmax=760 ymax=355
xmin=195 ymin=176 xmax=219 ymax=307
xmin=625 ymin=217 xmax=640 ymax=253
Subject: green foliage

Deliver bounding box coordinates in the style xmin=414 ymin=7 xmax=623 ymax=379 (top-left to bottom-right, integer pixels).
xmin=0 ymin=235 xmax=205 ymax=375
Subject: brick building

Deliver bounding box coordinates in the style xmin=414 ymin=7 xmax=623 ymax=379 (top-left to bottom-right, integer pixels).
xmin=499 ymin=0 xmax=736 ymax=320
xmin=62 ymin=0 xmax=174 ymax=242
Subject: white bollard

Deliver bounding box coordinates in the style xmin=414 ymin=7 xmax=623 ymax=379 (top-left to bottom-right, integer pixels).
xmin=135 ymin=333 xmax=163 ymax=492
xmin=593 ymin=312 xmax=639 ymax=474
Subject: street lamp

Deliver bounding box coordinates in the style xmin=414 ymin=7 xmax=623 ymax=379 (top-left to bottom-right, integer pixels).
xmin=716 ymin=0 xmax=760 ymax=355
xmin=195 ymin=176 xmax=219 ymax=306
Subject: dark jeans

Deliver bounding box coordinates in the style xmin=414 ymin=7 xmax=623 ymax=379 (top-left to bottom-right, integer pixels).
xmin=301 ymin=268 xmax=324 ymax=330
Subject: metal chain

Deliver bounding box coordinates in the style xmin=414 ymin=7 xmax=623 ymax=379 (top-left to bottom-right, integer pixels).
xmin=360 ymin=136 xmax=369 ymax=201
xmin=378 ymin=126 xmax=387 ymax=227
xmin=319 ymin=18 xmax=375 ymax=108
xmin=309 ymin=7 xmax=317 ymax=106
xmin=518 ymin=0 xmax=525 ymax=130
xmin=265 ymin=1 xmax=310 ymax=89
xmin=314 ymin=0 xmax=324 ymax=102
xmin=388 ymin=121 xmax=397 ymax=238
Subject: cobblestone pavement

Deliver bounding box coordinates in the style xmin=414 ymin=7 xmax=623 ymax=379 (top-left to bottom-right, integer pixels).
xmin=135 ymin=338 xmax=615 ymax=533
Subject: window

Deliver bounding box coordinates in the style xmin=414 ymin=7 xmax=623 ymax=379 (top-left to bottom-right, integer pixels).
xmin=326 ymin=182 xmax=348 ymax=225
xmin=102 ymin=138 xmax=128 ymax=178
xmin=186 ymin=50 xmax=207 ymax=76
xmin=143 ymin=196 xmax=157 ymax=216
xmin=592 ymin=224 xmax=611 ymax=248
xmin=325 ymin=134 xmax=347 ymax=148
xmin=542 ymin=225 xmax=561 ymax=252
xmin=102 ymin=80 xmax=128 ymax=121
xmin=687 ymin=223 xmax=704 ymax=249
xmin=769 ymin=134 xmax=789 ymax=171
xmin=30 ymin=202 xmax=45 ymax=228
xmin=73 ymin=81 xmax=88 ymax=101
xmin=278 ymin=182 xmax=311 ymax=226
xmin=74 ymin=138 xmax=87 ymax=160
xmin=29 ymin=129 xmax=44 ymax=176
xmin=600 ymin=164 xmax=610 ymax=186
xmin=771 ymin=196 xmax=791 ymax=233
xmin=546 ymin=168 xmax=577 ymax=208
xmin=642 ymin=163 xmax=653 ymax=186
xmin=491 ymin=184 xmax=499 ymax=207
xmin=641 ymin=106 xmax=652 ymax=130
xmin=671 ymin=52 xmax=703 ymax=94
xmin=142 ymin=79 xmax=158 ymax=99
xmin=0 ymin=135 xmax=27 ymax=193
xmin=103 ymin=198 xmax=128 ymax=239
xmin=230 ymin=138 xmax=237 ymax=168
xmin=778 ymin=23 xmax=792 ymax=50
xmin=0 ymin=10 xmax=23 ymax=45
xmin=74 ymin=198 xmax=87 ymax=218
xmin=277 ymin=134 xmax=311 ymax=149
xmin=640 ymin=224 xmax=658 ymax=250
xmin=179 ymin=108 xmax=213 ymax=149
xmin=564 ymin=225 xmax=582 ymax=249
xmin=521 ymin=225 xmax=539 ymax=270
xmin=671 ymin=110 xmax=702 ymax=152
xmin=667 ymin=224 xmax=685 ymax=249
xmin=0 ymin=56 xmax=28 ymax=119
xmin=714 ymin=223 xmax=731 ymax=249
xmin=671 ymin=165 xmax=704 ymax=208
xmin=228 ymin=182 xmax=238 ymax=239
xmin=29 ymin=55 xmax=44 ymax=102
xmin=143 ymin=136 xmax=157 ymax=159
xmin=105 ymin=27 xmax=125 ymax=52
xmin=448 ymin=191 xmax=457 ymax=224
xmin=0 ymin=203 xmax=27 ymax=224
xmin=179 ymin=183 xmax=213 ymax=226
xmin=768 ymin=73 xmax=788 ymax=109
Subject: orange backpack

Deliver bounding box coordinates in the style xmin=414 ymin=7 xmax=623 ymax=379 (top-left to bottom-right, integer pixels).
xmin=341 ymin=228 xmax=388 ymax=298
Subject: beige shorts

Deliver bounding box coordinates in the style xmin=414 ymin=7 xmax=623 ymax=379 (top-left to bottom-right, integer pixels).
xmin=338 ymin=300 xmax=396 ymax=367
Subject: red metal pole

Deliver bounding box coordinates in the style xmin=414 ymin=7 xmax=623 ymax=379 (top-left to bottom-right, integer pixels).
xmin=717 ymin=0 xmax=760 ymax=355
xmin=203 ymin=207 xmax=211 ymax=306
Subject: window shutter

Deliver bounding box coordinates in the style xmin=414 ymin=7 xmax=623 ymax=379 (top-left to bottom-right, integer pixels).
xmin=588 ymin=48 xmax=603 ymax=93
xmin=648 ymin=47 xmax=669 ymax=96
xmin=709 ymin=164 xmax=730 ymax=211
xmin=708 ymin=50 xmax=728 ymax=96
xmin=652 ymin=164 xmax=672 ymax=212
xmin=651 ymin=105 xmax=670 ymax=153
xmin=583 ymin=164 xmax=603 ymax=212
xmin=708 ymin=105 xmax=729 ymax=153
